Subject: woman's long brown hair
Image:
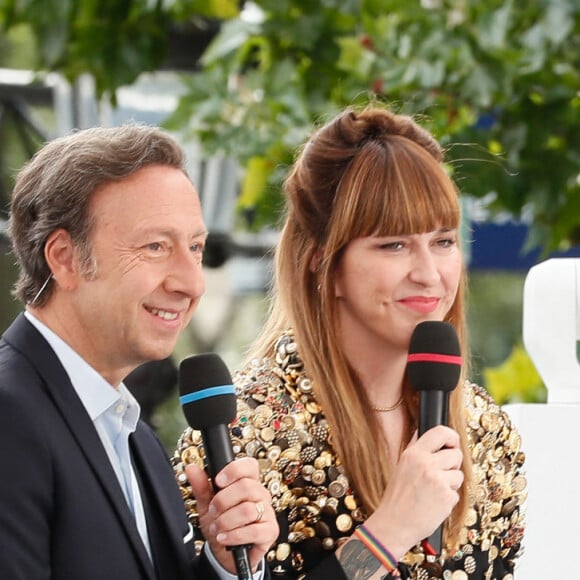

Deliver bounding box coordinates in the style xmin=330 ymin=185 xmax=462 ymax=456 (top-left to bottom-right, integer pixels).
xmin=245 ymin=104 xmax=472 ymax=549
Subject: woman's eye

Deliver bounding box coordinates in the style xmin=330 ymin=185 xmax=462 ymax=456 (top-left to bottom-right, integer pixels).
xmin=147 ymin=242 xmax=163 ymax=251
xmin=437 ymin=237 xmax=456 ymax=247
xmin=380 ymin=241 xmax=404 ymax=250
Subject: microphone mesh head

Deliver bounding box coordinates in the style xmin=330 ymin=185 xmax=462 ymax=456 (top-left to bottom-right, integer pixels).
xmin=178 ymin=353 xmax=237 ymax=429
xmin=407 ymin=321 xmax=462 ymax=393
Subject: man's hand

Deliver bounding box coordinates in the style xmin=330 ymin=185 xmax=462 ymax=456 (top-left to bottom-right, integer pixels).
xmin=187 ymin=456 xmax=278 ymax=574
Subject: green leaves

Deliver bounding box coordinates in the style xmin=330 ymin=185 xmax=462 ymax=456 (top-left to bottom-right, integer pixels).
xmin=176 ymin=0 xmax=578 ymax=251
xmin=0 ymin=0 xmax=172 ymax=96
xmin=1 ymin=0 xmax=578 ymax=250
xmin=484 ymin=343 xmax=546 ymax=404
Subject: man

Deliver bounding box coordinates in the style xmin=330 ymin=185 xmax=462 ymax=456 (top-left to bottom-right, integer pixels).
xmin=0 ymin=124 xmax=277 ymax=579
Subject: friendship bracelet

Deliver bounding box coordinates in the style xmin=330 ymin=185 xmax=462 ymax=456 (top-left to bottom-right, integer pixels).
xmin=354 ymin=524 xmax=398 ymax=573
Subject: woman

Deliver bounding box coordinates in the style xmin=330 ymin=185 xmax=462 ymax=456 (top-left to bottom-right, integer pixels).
xmin=174 ymin=105 xmax=526 ymax=579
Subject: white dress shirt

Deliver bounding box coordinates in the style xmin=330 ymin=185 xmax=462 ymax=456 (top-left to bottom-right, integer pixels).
xmin=25 ymin=311 xmax=151 ymax=558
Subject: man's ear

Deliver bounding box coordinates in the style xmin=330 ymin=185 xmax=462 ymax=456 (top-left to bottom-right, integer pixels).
xmin=44 ymin=229 xmax=79 ymax=290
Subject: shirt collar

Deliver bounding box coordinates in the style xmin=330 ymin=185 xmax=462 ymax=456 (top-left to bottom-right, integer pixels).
xmin=24 ymin=310 xmax=141 ymax=426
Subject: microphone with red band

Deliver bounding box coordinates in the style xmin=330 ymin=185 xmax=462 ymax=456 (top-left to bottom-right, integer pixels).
xmin=407 ymin=320 xmax=462 ymax=555
xmin=179 ymin=353 xmax=252 ymax=580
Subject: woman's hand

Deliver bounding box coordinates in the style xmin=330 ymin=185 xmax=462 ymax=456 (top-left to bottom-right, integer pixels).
xmin=364 ymin=425 xmax=464 ymax=560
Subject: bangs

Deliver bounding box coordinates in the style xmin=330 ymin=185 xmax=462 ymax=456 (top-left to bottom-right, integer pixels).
xmin=331 ymin=137 xmax=460 ymax=243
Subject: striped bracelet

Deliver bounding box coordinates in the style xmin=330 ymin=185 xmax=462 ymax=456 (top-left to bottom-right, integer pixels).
xmin=353 ymin=524 xmax=398 ymax=573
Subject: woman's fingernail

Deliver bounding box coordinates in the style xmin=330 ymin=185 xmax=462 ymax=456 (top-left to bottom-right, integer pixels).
xmin=216 ymin=532 xmax=227 ymax=542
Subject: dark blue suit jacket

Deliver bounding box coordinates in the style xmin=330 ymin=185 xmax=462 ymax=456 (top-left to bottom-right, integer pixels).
xmin=0 ymin=314 xmax=220 ymax=580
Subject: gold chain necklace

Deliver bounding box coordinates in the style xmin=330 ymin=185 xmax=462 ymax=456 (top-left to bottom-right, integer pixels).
xmin=371 ymin=396 xmax=404 ymax=413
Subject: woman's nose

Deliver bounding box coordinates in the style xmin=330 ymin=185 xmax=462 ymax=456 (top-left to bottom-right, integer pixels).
xmin=409 ymin=247 xmax=440 ymax=286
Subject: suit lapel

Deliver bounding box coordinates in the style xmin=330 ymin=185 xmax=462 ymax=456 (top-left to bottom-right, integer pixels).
xmin=3 ymin=314 xmax=156 ymax=579
xmin=131 ymin=426 xmax=191 ymax=580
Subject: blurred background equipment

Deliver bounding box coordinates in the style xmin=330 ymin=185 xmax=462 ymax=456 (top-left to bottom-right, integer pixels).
xmin=124 ymin=357 xmax=178 ymax=430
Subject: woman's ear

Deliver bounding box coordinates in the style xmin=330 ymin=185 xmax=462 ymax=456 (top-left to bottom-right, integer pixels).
xmin=309 ymin=248 xmax=323 ymax=273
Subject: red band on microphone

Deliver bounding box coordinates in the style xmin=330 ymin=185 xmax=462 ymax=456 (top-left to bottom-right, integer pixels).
xmin=407 ymin=353 xmax=462 ymax=366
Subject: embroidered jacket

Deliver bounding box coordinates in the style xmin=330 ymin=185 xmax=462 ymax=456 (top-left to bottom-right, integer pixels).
xmin=174 ymin=332 xmax=526 ymax=580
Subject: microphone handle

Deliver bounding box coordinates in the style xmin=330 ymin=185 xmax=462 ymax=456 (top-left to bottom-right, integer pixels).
xmin=418 ymin=390 xmax=449 ymax=436
xmin=202 ymin=424 xmax=253 ymax=580
xmin=203 ymin=424 xmax=235 ymax=482
xmin=417 ymin=390 xmax=450 ymax=555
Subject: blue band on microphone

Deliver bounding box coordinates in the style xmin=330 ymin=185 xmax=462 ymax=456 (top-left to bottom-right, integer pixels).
xmin=179 ymin=385 xmax=235 ymax=405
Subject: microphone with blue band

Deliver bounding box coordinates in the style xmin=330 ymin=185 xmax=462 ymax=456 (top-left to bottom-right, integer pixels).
xmin=179 ymin=384 xmax=236 ymax=405
xmin=179 ymin=353 xmax=252 ymax=580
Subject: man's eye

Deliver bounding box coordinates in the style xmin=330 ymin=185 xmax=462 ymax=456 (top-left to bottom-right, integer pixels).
xmin=147 ymin=242 xmax=163 ymax=251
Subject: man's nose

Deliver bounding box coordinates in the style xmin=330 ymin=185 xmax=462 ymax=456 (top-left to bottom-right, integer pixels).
xmin=165 ymin=246 xmax=206 ymax=298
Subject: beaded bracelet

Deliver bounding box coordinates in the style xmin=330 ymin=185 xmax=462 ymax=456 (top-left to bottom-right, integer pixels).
xmin=353 ymin=524 xmax=398 ymax=573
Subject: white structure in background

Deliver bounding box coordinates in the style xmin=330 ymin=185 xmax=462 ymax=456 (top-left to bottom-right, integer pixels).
xmin=503 ymin=258 xmax=580 ymax=578
xmin=0 ymin=67 xmax=76 ymax=136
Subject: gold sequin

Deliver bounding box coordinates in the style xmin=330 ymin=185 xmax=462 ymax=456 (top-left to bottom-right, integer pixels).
xmin=351 ymin=507 xmax=365 ymax=523
xmin=181 ymin=447 xmax=202 ymax=466
xmin=465 ymin=507 xmax=477 ymax=526
xmin=245 ymin=440 xmax=261 ymax=457
xmin=311 ymin=469 xmax=326 ymax=485
xmin=303 ymin=526 xmax=316 ymax=538
xmin=328 ymin=480 xmax=346 ymax=498
xmin=311 ymin=458 xmax=325 ymax=471
xmin=507 ymin=431 xmax=521 ymax=453
xmin=512 ymin=475 xmax=527 ymax=492
xmin=326 ymin=497 xmax=339 ymax=510
xmin=267 ymin=445 xmax=282 ymax=462
xmin=281 ymin=448 xmax=300 ymax=461
xmin=464 ymin=555 xmax=476 ymax=573
xmin=276 ymin=543 xmax=291 ymax=561
xmin=280 ymin=489 xmax=294 ymax=509
xmin=261 ymin=427 xmax=276 ymax=442
xmin=480 ymin=412 xmax=500 ymax=432
xmin=258 ymin=458 xmax=273 ymax=472
xmin=188 ymin=429 xmax=202 ymax=445
xmin=335 ymin=513 xmax=353 ymax=533
xmin=297 ymin=377 xmax=312 ymax=394
xmin=344 ymin=494 xmax=357 ymax=511
xmin=306 ymin=401 xmax=321 ymax=414
xmin=268 ymin=479 xmax=281 ymax=495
